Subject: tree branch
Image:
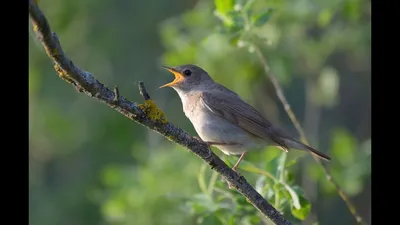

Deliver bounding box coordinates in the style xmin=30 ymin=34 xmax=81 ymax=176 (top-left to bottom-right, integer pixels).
xmin=28 ymin=1 xmax=292 ymax=224
xmin=254 ymin=46 xmax=366 ymax=225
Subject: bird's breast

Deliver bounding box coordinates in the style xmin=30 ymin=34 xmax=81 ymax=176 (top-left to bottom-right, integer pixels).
xmin=179 ymin=92 xmax=202 ymax=119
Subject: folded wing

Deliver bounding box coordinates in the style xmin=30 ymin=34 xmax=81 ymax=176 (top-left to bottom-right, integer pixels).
xmin=200 ymin=91 xmax=292 ymax=150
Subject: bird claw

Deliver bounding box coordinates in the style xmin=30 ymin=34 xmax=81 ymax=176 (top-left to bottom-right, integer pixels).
xmin=232 ymin=168 xmax=241 ymax=177
xmin=227 ymin=168 xmax=242 ymax=189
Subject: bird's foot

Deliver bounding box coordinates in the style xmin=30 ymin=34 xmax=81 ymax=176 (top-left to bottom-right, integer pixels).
xmin=232 ymin=167 xmax=241 ymax=176
xmin=228 ymin=168 xmax=242 ymax=189
xmin=230 ymin=152 xmax=246 ymax=175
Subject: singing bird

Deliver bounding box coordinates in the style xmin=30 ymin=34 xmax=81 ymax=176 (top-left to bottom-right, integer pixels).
xmin=160 ymin=64 xmax=330 ymax=172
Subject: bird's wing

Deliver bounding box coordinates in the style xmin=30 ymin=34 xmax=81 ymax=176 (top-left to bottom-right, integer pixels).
xmin=200 ymin=91 xmax=291 ymax=149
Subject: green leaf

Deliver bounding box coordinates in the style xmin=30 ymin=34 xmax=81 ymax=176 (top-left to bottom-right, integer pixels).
xmin=285 ymin=158 xmax=297 ymax=168
xmin=197 ymin=164 xmax=209 ymax=194
xmin=101 ymin=165 xmax=123 ymax=187
xmin=215 ymin=10 xmax=244 ymax=31
xmin=248 ymin=215 xmax=262 ymax=225
xmin=213 ymin=187 xmax=236 ymax=201
xmin=228 ymin=32 xmax=242 ymax=47
xmin=242 ymin=0 xmax=256 ymax=11
xmin=315 ymin=67 xmax=340 ymax=107
xmin=226 ymin=216 xmax=236 ymax=225
xmin=241 ymin=0 xmax=255 ymax=18
xmin=331 ymin=128 xmax=356 ymax=165
xmin=207 ymin=170 xmax=218 ymax=195
xmin=215 ymin=0 xmax=234 ymax=16
xmin=291 ymin=195 xmax=311 ymax=220
xmin=265 ymin=183 xmax=274 ymax=200
xmin=239 ymin=162 xmax=277 ymax=181
xmin=197 ymin=214 xmax=223 ymax=225
xmin=251 ymin=9 xmax=274 ymax=27
xmin=284 ymin=170 xmax=295 ymax=185
xmin=277 ymin=152 xmax=287 ymax=181
xmin=190 ymin=193 xmax=216 ymax=213
xmin=218 ymin=24 xmax=242 ymax=34
xmin=273 ymin=182 xmax=283 ymax=192
xmin=290 ymin=185 xmax=304 ymax=197
xmin=255 ymin=176 xmax=267 ymax=194
xmin=343 ymin=0 xmax=362 ymax=21
xmin=102 ymin=198 xmax=126 ymax=219
xmin=264 ymin=151 xmax=281 ymax=176
xmin=318 ymin=9 xmax=333 ymax=27
xmin=227 ymin=11 xmax=245 ymax=28
xmin=282 ymin=184 xmax=301 ymax=210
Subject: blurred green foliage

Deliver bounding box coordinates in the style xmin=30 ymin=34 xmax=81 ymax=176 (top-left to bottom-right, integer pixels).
xmin=29 ymin=0 xmax=370 ymax=224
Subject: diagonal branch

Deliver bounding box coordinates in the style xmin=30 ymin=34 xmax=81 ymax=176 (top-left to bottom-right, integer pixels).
xmin=254 ymin=46 xmax=366 ymax=225
xmin=28 ymin=1 xmax=292 ymax=224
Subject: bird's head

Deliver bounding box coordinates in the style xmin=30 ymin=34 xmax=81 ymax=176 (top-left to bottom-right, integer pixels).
xmin=160 ymin=64 xmax=213 ymax=92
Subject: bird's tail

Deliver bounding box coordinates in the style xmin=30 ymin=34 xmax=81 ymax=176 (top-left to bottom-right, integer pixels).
xmin=283 ymin=139 xmax=331 ymax=161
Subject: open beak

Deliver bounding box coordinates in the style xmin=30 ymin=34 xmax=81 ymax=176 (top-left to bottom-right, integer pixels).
xmin=159 ymin=66 xmax=185 ymax=88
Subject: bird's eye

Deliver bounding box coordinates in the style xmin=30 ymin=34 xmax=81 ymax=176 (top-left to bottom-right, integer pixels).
xmin=183 ymin=69 xmax=192 ymax=76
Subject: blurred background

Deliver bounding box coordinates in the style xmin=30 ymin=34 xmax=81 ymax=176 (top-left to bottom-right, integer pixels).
xmin=29 ymin=0 xmax=370 ymax=224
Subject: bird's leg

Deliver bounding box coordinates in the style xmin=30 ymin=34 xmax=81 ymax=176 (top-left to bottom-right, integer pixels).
xmin=232 ymin=152 xmax=247 ymax=173
xmin=226 ymin=152 xmax=247 ymax=189
xmin=198 ymin=140 xmax=245 ymax=175
xmin=202 ymin=141 xmax=245 ymax=189
xmin=204 ymin=142 xmax=244 ymax=173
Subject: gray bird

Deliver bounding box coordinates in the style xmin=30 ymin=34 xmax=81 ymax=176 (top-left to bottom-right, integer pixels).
xmin=160 ymin=64 xmax=331 ymax=172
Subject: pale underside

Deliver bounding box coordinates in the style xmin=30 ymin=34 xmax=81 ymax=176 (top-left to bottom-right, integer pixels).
xmin=193 ymin=109 xmax=267 ymax=155
xmin=175 ymin=86 xmax=291 ymax=155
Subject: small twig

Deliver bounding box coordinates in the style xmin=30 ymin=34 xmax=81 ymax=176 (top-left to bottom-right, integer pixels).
xmin=28 ymin=2 xmax=292 ymax=224
xmin=254 ymin=46 xmax=366 ymax=225
xmin=138 ymin=81 xmax=150 ymax=100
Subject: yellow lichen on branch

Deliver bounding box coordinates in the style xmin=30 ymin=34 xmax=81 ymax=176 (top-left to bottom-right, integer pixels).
xmin=33 ymin=24 xmax=39 ymax=32
xmin=138 ymin=100 xmax=168 ymax=123
xmin=45 ymin=45 xmax=60 ymax=59
xmin=54 ymin=64 xmax=75 ymax=84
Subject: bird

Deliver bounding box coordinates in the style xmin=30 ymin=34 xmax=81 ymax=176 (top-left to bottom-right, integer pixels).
xmin=159 ymin=64 xmax=331 ymax=172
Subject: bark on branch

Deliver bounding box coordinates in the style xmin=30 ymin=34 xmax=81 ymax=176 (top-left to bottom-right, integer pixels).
xmin=28 ymin=1 xmax=292 ymax=224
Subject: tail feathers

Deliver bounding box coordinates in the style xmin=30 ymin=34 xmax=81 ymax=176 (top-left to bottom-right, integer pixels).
xmin=283 ymin=139 xmax=331 ymax=161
